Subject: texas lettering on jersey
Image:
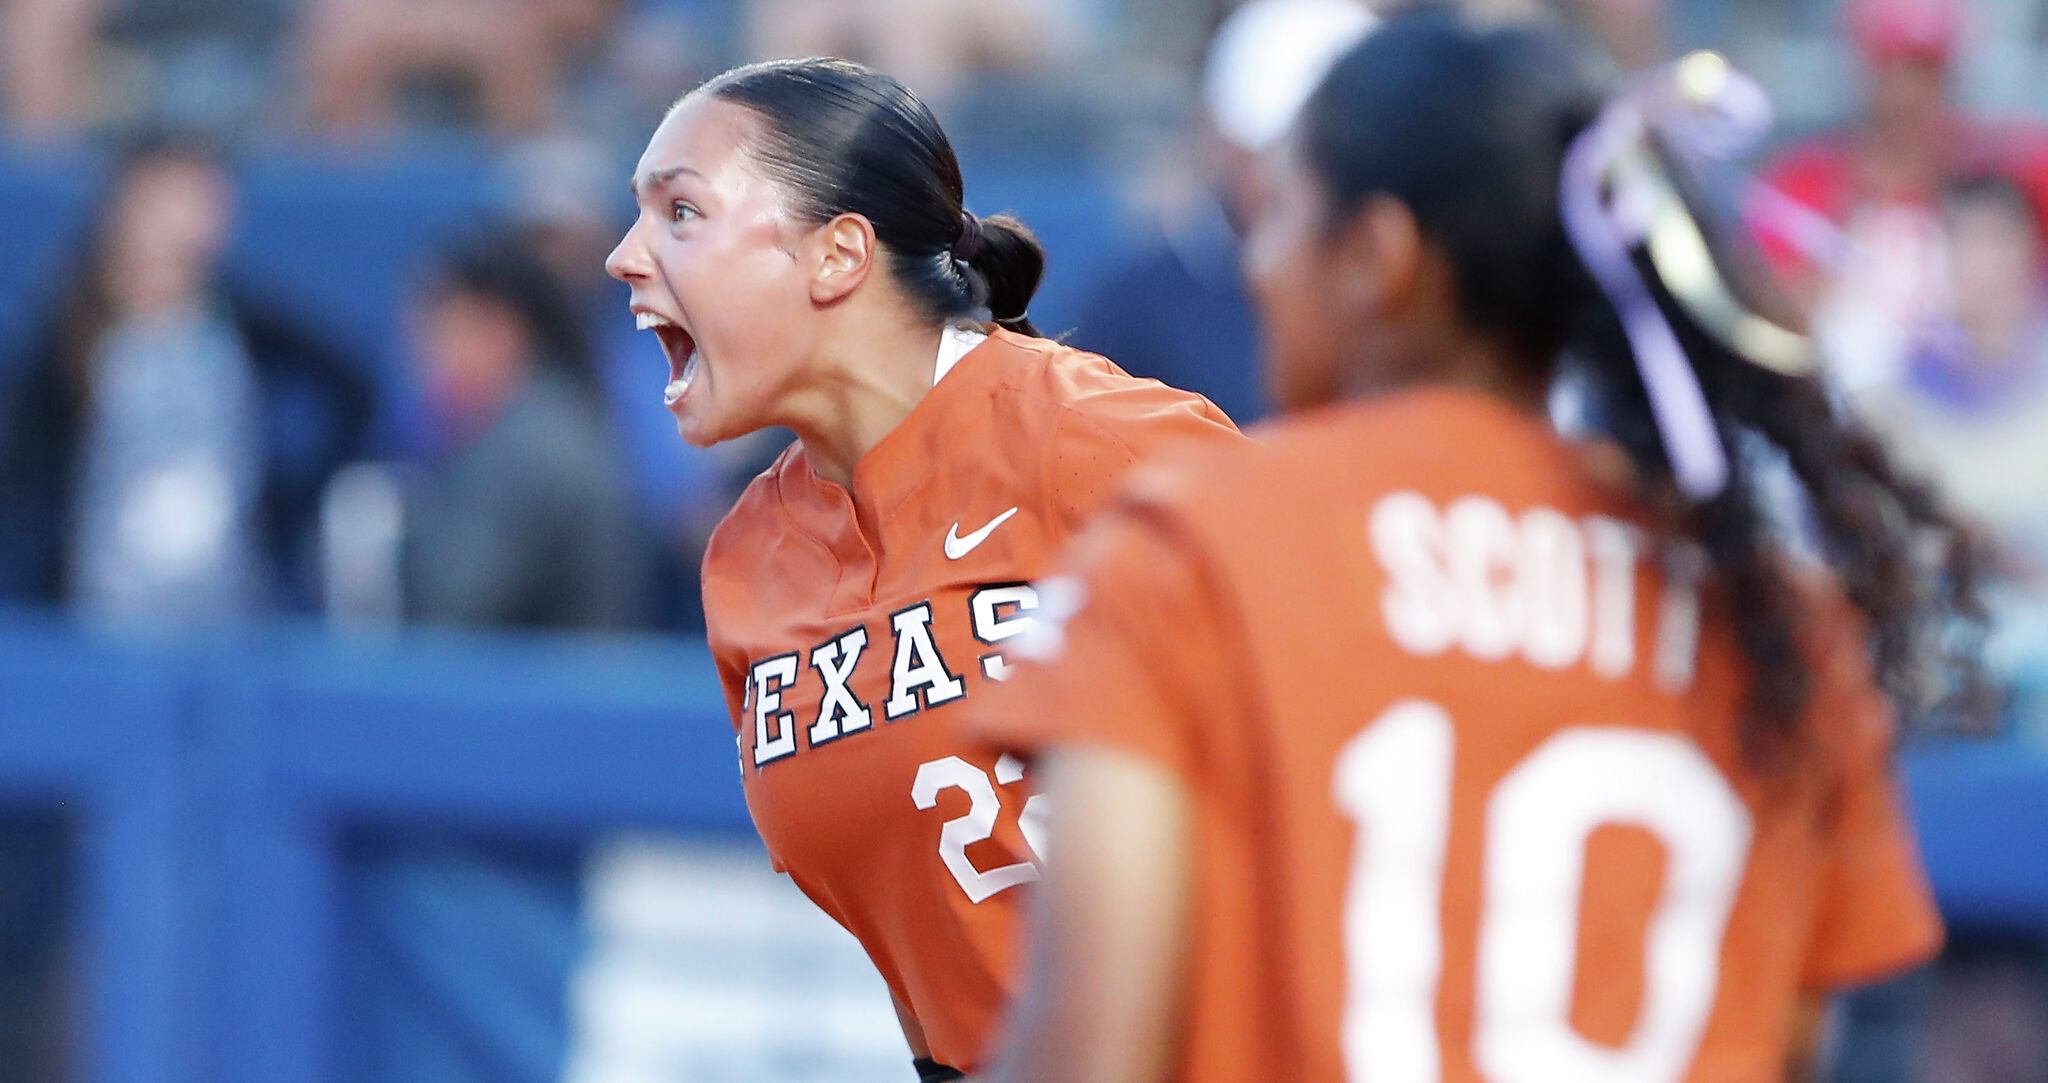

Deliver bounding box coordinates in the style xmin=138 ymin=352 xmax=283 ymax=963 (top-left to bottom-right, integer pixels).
xmin=742 ymin=582 xmax=1040 ymax=769
xmin=736 ymin=577 xmax=1050 ymax=910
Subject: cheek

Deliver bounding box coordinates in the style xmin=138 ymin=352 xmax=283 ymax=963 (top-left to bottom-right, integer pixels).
xmin=1247 ymin=225 xmax=1341 ymax=408
xmin=662 ymin=228 xmax=816 ymax=436
xmin=668 ymin=228 xmax=806 ymax=344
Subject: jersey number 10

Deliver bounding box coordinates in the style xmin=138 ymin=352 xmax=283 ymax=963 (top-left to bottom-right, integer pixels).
xmin=1336 ymin=699 xmax=1754 ymax=1082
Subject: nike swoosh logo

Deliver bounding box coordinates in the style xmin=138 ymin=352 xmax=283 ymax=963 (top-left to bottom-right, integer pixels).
xmin=945 ymin=507 xmax=1020 ymax=560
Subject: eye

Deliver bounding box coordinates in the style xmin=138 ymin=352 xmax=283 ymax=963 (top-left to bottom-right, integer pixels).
xmin=670 ymin=201 xmax=701 ymax=224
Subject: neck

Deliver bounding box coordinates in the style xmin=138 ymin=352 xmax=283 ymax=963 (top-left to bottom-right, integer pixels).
xmin=1340 ymin=326 xmax=1549 ymax=416
xmin=784 ymin=317 xmax=949 ymax=489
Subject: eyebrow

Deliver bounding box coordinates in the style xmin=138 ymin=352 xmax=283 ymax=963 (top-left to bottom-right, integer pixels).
xmin=629 ymin=164 xmax=702 ymax=199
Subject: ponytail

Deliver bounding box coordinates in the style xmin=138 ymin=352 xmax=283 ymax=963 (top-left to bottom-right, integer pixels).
xmin=1556 ymin=54 xmax=1990 ymax=767
xmin=955 ymin=212 xmax=1044 ymax=337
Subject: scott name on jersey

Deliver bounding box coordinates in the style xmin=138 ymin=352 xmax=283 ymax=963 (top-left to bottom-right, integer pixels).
xmin=1370 ymin=490 xmax=1703 ymax=687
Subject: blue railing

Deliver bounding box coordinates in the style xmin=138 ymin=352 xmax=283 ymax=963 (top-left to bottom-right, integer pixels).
xmin=0 ymin=611 xmax=743 ymax=1083
xmin=2 ymin=609 xmax=2044 ymax=1082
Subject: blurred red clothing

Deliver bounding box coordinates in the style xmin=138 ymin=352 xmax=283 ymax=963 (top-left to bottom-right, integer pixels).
xmin=1758 ymin=123 xmax=2048 ymax=282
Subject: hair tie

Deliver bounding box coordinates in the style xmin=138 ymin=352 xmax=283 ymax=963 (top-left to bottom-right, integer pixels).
xmin=952 ymin=212 xmax=983 ymax=262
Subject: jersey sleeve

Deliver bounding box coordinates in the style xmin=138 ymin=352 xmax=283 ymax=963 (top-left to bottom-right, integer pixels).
xmin=1800 ymin=614 xmax=1944 ymax=991
xmin=711 ymin=641 xmax=748 ymax=737
xmin=1042 ymin=387 xmax=1238 ymax=533
xmin=978 ymin=496 xmax=1249 ymax=783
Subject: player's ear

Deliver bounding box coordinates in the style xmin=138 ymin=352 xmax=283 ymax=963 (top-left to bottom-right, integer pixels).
xmin=1329 ymin=195 xmax=1423 ymax=319
xmin=809 ymin=213 xmax=877 ymax=305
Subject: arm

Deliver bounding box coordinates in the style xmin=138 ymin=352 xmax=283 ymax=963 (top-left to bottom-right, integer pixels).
xmin=1785 ymin=993 xmax=1828 ymax=1083
xmin=985 ymin=747 xmax=1194 ymax=1083
xmin=974 ymin=490 xmax=1244 ymax=1083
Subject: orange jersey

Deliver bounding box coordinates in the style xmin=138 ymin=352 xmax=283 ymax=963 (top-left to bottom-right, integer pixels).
xmin=701 ymin=328 xmax=1240 ymax=1070
xmin=984 ymin=388 xmax=1941 ymax=1082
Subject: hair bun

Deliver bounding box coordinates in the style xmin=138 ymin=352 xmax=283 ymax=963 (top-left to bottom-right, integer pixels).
xmin=961 ymin=212 xmax=1044 ymax=335
xmin=952 ymin=212 xmax=983 ymax=262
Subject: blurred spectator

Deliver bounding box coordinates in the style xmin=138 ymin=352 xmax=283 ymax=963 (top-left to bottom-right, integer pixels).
xmin=298 ymin=0 xmax=620 ymax=138
xmin=341 ymin=236 xmax=651 ymax=1083
xmin=0 ymin=0 xmax=98 ymax=135
xmin=570 ymin=1 xmax=737 ymax=151
xmin=1 ymin=0 xmax=294 ymax=136
xmin=1562 ymin=0 xmax=1665 ymax=68
xmin=401 ymin=234 xmax=650 ymax=629
xmin=0 ymin=136 xmax=372 ymax=626
xmin=498 ymin=136 xmax=764 ymax=631
xmin=1758 ymin=0 xmax=2048 ymax=392
xmin=1856 ymin=174 xmax=2048 ymax=575
xmin=744 ymin=0 xmax=1082 ymax=109
xmin=1457 ymin=0 xmax=1666 ymax=67
xmin=1070 ymin=0 xmax=1373 ymax=424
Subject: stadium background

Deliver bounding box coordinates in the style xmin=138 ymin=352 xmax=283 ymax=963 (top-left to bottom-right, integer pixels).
xmin=1 ymin=0 xmax=2046 ymax=1080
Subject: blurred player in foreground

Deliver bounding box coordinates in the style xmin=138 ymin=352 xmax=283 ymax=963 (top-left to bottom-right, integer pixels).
xmin=604 ymin=58 xmax=1240 ymax=1081
xmin=981 ymin=7 xmax=1985 ymax=1082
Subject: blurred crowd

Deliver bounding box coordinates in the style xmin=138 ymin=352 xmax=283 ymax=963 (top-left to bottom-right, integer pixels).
xmin=0 ymin=0 xmax=1254 ymax=644
xmin=4 ymin=0 xmax=2048 ymax=1079
xmin=0 ymin=0 xmax=2040 ymax=648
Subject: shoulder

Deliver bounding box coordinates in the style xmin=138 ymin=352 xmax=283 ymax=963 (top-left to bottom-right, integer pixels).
xmin=1119 ymin=390 xmax=1593 ymax=545
xmin=1257 ymin=388 xmax=1560 ymax=485
xmin=973 ymin=330 xmax=1232 ymax=428
xmin=970 ymin=331 xmax=1242 ymax=524
xmin=1015 ymin=335 xmax=1243 ymax=455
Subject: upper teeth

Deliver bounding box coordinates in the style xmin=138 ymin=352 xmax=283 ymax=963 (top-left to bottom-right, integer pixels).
xmin=635 ymin=312 xmax=677 ymax=331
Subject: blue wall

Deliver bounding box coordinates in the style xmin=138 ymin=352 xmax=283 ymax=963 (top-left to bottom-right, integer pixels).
xmin=1 ymin=610 xmax=2045 ymax=1082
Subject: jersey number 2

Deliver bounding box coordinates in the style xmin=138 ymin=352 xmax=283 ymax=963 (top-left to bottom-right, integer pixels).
xmin=912 ymin=754 xmax=1048 ymax=903
xmin=1335 ymin=699 xmax=1753 ymax=1083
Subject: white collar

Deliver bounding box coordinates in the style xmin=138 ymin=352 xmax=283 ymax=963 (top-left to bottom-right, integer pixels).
xmin=934 ymin=324 xmax=990 ymax=384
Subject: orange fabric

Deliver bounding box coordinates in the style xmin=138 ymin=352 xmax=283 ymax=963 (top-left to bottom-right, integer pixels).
xmin=700 ymin=328 xmax=1240 ymax=1070
xmin=984 ymin=388 xmax=1942 ymax=1082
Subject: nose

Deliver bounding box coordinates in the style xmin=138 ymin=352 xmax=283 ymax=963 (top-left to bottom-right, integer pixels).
xmin=605 ymin=223 xmax=649 ymax=283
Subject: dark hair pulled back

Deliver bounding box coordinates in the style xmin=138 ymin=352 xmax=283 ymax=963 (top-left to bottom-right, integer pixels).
xmin=1302 ymin=7 xmax=1988 ymax=770
xmin=697 ymin=57 xmax=1044 ymax=336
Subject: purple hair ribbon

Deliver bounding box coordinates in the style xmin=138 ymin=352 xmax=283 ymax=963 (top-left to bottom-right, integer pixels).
xmin=1559 ymin=55 xmax=1778 ymax=502
xmin=1562 ymin=104 xmax=1729 ymax=501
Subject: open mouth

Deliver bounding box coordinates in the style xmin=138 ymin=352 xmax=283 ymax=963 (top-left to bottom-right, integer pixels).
xmin=635 ymin=311 xmax=700 ymax=406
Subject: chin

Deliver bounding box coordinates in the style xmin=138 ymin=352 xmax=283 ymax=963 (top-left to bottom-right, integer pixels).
xmin=673 ymin=414 xmax=721 ymax=448
xmin=671 ymin=398 xmax=749 ymax=449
